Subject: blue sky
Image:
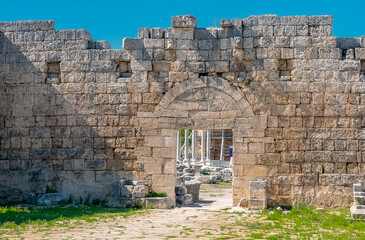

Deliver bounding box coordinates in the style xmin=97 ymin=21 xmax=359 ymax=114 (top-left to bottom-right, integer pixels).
xmin=1 ymin=0 xmax=364 ymax=49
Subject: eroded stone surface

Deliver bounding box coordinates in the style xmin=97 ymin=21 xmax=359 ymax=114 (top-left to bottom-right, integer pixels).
xmin=0 ymin=15 xmax=365 ymax=208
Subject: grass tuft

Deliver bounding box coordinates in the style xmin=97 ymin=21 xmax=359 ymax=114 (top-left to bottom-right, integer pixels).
xmin=145 ymin=192 xmax=167 ymax=198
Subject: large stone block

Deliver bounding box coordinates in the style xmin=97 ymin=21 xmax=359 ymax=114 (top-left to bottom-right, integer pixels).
xmin=281 ymin=16 xmax=308 ymax=25
xmin=142 ymin=197 xmax=174 ymax=209
xmin=309 ymin=15 xmax=333 ymax=26
xmin=123 ymin=38 xmax=142 ymax=50
xmin=0 ymin=20 xmax=55 ymax=32
xmin=259 ymin=15 xmax=280 ymax=26
xmin=37 ymin=193 xmax=68 ymax=206
xmin=355 ymin=48 xmax=365 ymax=60
xmin=172 ymin=15 xmax=197 ymax=28
xmin=185 ymin=180 xmax=201 ymax=202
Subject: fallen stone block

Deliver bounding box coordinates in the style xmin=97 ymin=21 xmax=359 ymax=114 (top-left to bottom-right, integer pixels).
xmin=133 ymin=185 xmax=148 ymax=198
xmin=176 ymin=176 xmax=185 ymax=187
xmin=176 ymin=194 xmax=193 ymax=205
xmin=37 ymin=193 xmax=68 ymax=206
xmin=185 ymin=180 xmax=201 ymax=202
xmin=195 ymin=175 xmax=210 ymax=184
xmin=143 ymin=197 xmax=174 ymax=209
xmin=350 ymin=205 xmax=365 ymax=218
xmin=175 ymin=186 xmax=187 ymax=196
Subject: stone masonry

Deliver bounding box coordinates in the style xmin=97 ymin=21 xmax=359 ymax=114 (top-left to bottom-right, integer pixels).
xmin=0 ymin=15 xmax=365 ymax=208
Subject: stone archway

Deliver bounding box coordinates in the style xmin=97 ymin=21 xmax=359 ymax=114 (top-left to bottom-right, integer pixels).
xmin=136 ymin=77 xmax=267 ymax=206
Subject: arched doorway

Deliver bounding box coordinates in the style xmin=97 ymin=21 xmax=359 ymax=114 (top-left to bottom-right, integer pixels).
xmin=136 ymin=77 xmax=263 ymax=206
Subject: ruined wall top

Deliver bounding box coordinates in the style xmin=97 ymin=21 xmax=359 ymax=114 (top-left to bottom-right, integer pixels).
xmin=1 ymin=15 xmax=363 ymax=52
xmin=0 ymin=20 xmax=55 ymax=32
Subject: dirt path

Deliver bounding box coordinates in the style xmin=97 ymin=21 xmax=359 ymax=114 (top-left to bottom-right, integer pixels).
xmin=19 ymin=184 xmax=253 ymax=239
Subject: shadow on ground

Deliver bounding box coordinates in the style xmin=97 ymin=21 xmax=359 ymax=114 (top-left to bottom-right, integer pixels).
xmin=177 ymin=200 xmax=216 ymax=208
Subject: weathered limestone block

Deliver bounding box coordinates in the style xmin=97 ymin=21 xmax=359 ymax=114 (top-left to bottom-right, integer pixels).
xmin=355 ymin=48 xmax=365 ymax=60
xmin=150 ymin=28 xmax=164 ymax=39
xmin=37 ymin=193 xmax=68 ymax=206
xmin=176 ymin=194 xmax=193 ymax=205
xmin=0 ymin=20 xmax=55 ymax=32
xmin=172 ymin=15 xmax=197 ymax=28
xmin=194 ymin=28 xmax=218 ymax=39
xmin=123 ymin=38 xmax=142 ymax=50
xmin=351 ymin=205 xmax=365 ymax=218
xmin=142 ymin=197 xmax=174 ymax=209
xmin=206 ymin=61 xmax=229 ymax=72
xmin=175 ymin=186 xmax=187 ymax=196
xmin=185 ymin=180 xmax=201 ymax=202
xmin=309 ymin=15 xmax=333 ymax=26
xmin=220 ymin=19 xmax=233 ymax=28
xmin=248 ymin=180 xmax=267 ymax=209
xmin=259 ymin=15 xmax=280 ymax=26
xmin=138 ymin=28 xmax=150 ymax=39
xmin=281 ymin=16 xmax=308 ymax=25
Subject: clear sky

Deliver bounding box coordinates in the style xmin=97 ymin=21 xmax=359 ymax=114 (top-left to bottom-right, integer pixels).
xmin=1 ymin=0 xmax=364 ymax=49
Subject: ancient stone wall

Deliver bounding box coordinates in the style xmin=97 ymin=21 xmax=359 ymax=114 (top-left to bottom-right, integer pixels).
xmin=0 ymin=15 xmax=365 ymax=207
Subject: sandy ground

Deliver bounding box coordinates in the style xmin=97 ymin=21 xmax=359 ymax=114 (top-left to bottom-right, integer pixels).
xmin=14 ymin=184 xmax=253 ymax=239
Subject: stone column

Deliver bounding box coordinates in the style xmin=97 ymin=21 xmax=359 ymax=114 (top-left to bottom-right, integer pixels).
xmin=201 ymin=130 xmax=206 ymax=165
xmin=206 ymin=130 xmax=211 ymax=166
xmin=220 ymin=129 xmax=225 ymax=165
xmin=176 ymin=129 xmax=181 ymax=165
xmin=183 ymin=129 xmax=189 ymax=165
xmin=191 ymin=130 xmax=197 ymax=164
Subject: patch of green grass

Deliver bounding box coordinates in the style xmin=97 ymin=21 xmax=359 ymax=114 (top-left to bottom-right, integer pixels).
xmin=250 ymin=232 xmax=264 ymax=239
xmin=0 ymin=205 xmax=147 ymax=235
xmin=232 ymin=204 xmax=365 ymax=239
xmin=145 ymin=192 xmax=167 ymax=198
xmin=45 ymin=185 xmax=56 ymax=194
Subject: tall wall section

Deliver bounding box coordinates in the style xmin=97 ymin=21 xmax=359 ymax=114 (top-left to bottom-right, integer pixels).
xmin=0 ymin=15 xmax=365 ymax=207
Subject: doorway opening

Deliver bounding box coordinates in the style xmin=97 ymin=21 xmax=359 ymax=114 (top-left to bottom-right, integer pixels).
xmin=175 ymin=129 xmax=233 ymax=207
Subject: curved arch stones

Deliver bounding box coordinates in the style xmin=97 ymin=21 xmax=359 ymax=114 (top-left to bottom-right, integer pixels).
xmin=154 ymin=76 xmax=254 ymax=118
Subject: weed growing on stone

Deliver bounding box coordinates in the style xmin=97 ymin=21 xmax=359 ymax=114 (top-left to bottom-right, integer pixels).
xmin=145 ymin=192 xmax=167 ymax=198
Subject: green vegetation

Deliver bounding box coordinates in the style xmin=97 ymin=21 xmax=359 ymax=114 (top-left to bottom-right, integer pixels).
xmin=45 ymin=185 xmax=56 ymax=193
xmin=0 ymin=205 xmax=147 ymax=237
xmin=145 ymin=192 xmax=167 ymax=198
xmin=222 ymin=204 xmax=365 ymax=239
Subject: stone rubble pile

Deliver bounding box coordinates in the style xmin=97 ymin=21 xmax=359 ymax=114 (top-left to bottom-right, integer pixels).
xmin=177 ymin=163 xmax=233 ymax=184
xmin=175 ymin=163 xmax=232 ymax=205
xmin=108 ymin=178 xmax=173 ymax=208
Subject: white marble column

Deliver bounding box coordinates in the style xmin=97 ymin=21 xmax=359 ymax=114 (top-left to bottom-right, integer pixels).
xmin=191 ymin=130 xmax=197 ymax=164
xmin=220 ymin=129 xmax=225 ymax=165
xmin=183 ymin=129 xmax=189 ymax=164
xmin=201 ymin=130 xmax=206 ymax=165
xmin=176 ymin=130 xmax=181 ymax=164
xmin=206 ymin=130 xmax=211 ymax=166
